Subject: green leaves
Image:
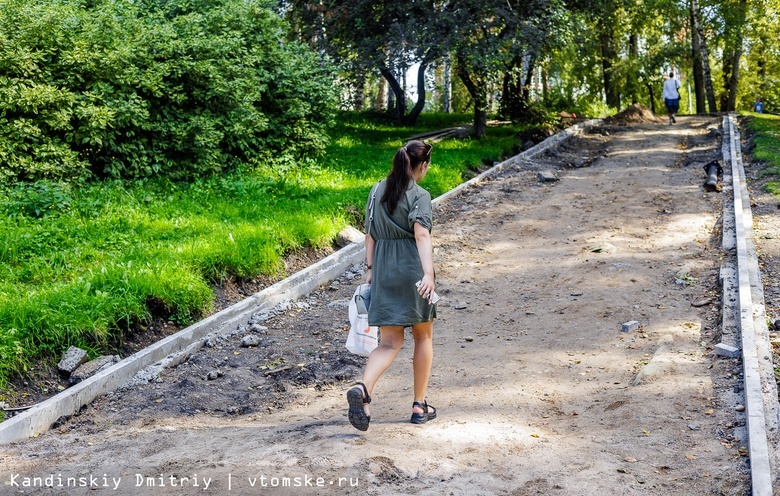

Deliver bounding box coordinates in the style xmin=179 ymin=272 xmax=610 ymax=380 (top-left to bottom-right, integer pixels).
xmin=1 ymin=180 xmax=73 ymax=218
xmin=0 ymin=0 xmax=337 ymax=183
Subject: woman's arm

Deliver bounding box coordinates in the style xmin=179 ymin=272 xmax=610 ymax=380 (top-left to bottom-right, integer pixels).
xmin=365 ymin=233 xmax=375 ymax=284
xmin=413 ymin=222 xmax=435 ymax=299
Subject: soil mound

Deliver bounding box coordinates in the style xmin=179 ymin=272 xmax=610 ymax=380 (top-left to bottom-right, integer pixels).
xmin=603 ymin=103 xmax=663 ymax=125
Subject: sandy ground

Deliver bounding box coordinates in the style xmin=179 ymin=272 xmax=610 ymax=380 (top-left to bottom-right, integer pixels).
xmin=2 ymin=116 xmax=754 ymax=495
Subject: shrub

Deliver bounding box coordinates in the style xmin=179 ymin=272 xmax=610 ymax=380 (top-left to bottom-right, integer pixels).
xmin=1 ymin=180 xmax=73 ymax=218
xmin=0 ymin=0 xmax=337 ymax=182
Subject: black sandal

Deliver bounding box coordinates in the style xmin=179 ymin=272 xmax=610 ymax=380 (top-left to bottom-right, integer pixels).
xmin=410 ymin=400 xmax=437 ymax=424
xmin=347 ymin=382 xmax=371 ymax=431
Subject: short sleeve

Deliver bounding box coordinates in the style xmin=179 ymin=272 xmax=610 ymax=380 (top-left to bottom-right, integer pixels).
xmin=407 ymin=188 xmax=433 ymax=232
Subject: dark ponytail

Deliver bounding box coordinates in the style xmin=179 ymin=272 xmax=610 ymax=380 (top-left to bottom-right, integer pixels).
xmin=382 ymin=140 xmax=432 ymax=214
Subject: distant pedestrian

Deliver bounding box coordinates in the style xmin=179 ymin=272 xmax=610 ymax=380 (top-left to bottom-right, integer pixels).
xmin=346 ymin=140 xmax=438 ymax=432
xmin=663 ymin=72 xmax=680 ymax=125
xmin=754 ymin=97 xmax=764 ymax=113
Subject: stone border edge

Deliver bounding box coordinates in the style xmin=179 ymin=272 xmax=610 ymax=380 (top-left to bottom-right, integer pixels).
xmin=0 ymin=118 xmax=599 ymax=445
xmin=723 ymin=113 xmax=775 ymax=495
xmin=433 ymin=119 xmax=601 ymax=205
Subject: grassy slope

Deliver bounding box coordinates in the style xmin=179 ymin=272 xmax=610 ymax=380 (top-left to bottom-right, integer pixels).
xmin=746 ymin=113 xmax=780 ymax=195
xmin=0 ymin=112 xmax=524 ymax=386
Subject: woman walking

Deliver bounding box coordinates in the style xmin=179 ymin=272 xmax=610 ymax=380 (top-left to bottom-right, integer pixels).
xmin=347 ymin=140 xmax=438 ymax=431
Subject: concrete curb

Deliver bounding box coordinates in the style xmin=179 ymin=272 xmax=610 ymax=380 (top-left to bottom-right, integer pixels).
xmin=722 ymin=114 xmax=776 ymax=495
xmin=433 ymin=119 xmax=601 ymax=205
xmin=0 ymin=119 xmax=599 ymax=445
xmin=0 ymin=242 xmax=365 ymax=445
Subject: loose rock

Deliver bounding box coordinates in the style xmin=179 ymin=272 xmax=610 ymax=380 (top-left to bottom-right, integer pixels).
xmin=335 ymin=226 xmax=364 ymax=247
xmin=715 ymin=343 xmax=740 ymax=358
xmin=538 ymin=171 xmax=559 ymax=183
xmin=57 ymin=346 xmax=89 ymax=375
xmin=241 ymin=335 xmax=262 ymax=347
xmin=250 ymin=324 xmax=269 ymax=333
xmin=590 ymin=242 xmax=617 ymax=254
xmin=621 ymin=320 xmax=640 ymax=332
xmin=70 ymin=355 xmax=119 ymax=385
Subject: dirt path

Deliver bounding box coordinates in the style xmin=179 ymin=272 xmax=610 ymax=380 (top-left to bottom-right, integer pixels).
xmin=2 ymin=117 xmax=751 ymax=495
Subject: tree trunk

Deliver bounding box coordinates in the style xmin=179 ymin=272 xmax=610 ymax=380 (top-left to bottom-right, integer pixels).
xmin=500 ymin=54 xmax=536 ymax=122
xmin=443 ymin=54 xmax=452 ymax=113
xmin=456 ymin=59 xmax=487 ymax=138
xmin=723 ymin=0 xmax=747 ymax=112
xmin=501 ymin=71 xmax=511 ymax=118
xmin=598 ymin=23 xmax=620 ymax=109
xmin=380 ymin=67 xmax=406 ymax=124
xmin=522 ymin=54 xmax=536 ymax=105
xmin=690 ymin=0 xmax=706 ymax=114
xmin=542 ymin=66 xmax=548 ymax=103
xmin=376 ymin=75 xmax=388 ymax=111
xmin=726 ymin=48 xmax=742 ymax=111
xmin=690 ymin=0 xmax=717 ymax=111
xmin=354 ymin=71 xmax=365 ymax=111
xmin=501 ymin=69 xmax=522 ymax=120
xmin=646 ymin=83 xmax=656 ymax=114
xmin=402 ymin=66 xmax=407 ymax=112
xmin=406 ymin=58 xmax=430 ymax=125
xmin=627 ymin=34 xmax=639 ymax=105
xmin=314 ymin=0 xmax=326 ymax=57
xmin=471 ymin=102 xmax=487 ymax=138
xmin=720 ymin=54 xmax=733 ymax=112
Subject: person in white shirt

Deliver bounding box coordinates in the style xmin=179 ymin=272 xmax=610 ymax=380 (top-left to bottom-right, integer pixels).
xmin=662 ymin=72 xmax=680 ymax=125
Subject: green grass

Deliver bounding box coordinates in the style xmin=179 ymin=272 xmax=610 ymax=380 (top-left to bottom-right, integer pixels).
xmin=0 ymin=112 xmax=526 ymax=387
xmin=746 ymin=113 xmax=780 ymax=195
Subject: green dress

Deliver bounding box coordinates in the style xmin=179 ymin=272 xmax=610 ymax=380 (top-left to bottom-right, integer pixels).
xmin=365 ymin=179 xmax=437 ymax=327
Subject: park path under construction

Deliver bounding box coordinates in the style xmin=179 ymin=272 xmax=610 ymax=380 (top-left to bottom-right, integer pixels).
xmin=2 ymin=116 xmax=760 ymax=495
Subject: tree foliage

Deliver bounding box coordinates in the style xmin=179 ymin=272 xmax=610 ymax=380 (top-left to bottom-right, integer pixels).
xmin=289 ymin=0 xmax=455 ymax=124
xmin=0 ymin=0 xmax=337 ymax=182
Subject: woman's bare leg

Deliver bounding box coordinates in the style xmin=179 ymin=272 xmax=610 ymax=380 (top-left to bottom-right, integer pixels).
xmin=360 ymin=326 xmax=405 ymax=415
xmin=411 ymin=320 xmax=434 ymax=414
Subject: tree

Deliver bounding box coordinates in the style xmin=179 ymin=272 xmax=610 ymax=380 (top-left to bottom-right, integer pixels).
xmin=690 ymin=0 xmax=718 ymax=111
xmin=565 ymin=0 xmax=628 ymax=109
xmin=284 ymin=0 xmax=453 ymax=124
xmin=719 ymin=0 xmax=748 ymax=111
xmin=690 ymin=0 xmax=706 ymax=113
xmin=447 ymin=1 xmax=504 ymax=137
xmin=598 ymin=15 xmax=621 ymax=108
xmin=739 ymin=0 xmax=780 ymax=111
xmin=496 ymin=0 xmax=570 ymax=121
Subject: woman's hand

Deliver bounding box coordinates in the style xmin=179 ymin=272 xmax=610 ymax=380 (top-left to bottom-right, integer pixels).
xmin=413 ymin=222 xmax=435 ymax=302
xmin=417 ymin=273 xmax=435 ymax=302
xmin=365 ymin=268 xmax=372 ymax=284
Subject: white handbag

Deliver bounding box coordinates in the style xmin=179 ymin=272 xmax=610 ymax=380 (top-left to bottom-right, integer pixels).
xmin=346 ymin=284 xmax=378 ymax=356
xmin=345 ymin=186 xmax=379 ymax=356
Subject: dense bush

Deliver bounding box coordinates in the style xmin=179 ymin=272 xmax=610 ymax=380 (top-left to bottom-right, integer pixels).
xmin=0 ymin=0 xmax=337 ymax=182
